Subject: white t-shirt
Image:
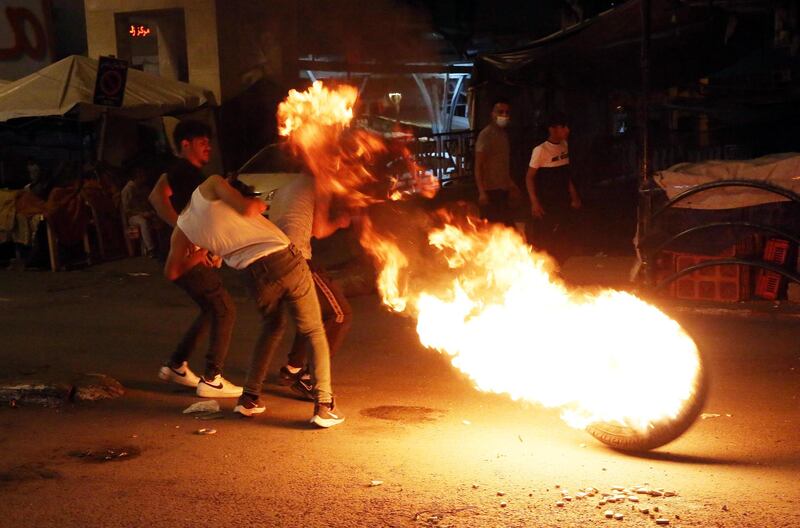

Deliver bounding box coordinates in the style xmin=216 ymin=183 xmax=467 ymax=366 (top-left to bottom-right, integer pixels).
xmin=177 ymin=187 xmax=290 ymax=270
xmin=269 ymin=174 xmax=315 ymax=260
xmin=529 ymin=140 xmax=569 ymax=169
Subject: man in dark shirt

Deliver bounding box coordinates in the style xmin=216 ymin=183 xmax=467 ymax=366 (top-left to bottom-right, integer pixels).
xmin=149 ymin=120 xmax=242 ymax=398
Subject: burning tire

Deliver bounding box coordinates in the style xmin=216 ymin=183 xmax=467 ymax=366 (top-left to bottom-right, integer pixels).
xmin=585 ymin=365 xmax=708 ymax=451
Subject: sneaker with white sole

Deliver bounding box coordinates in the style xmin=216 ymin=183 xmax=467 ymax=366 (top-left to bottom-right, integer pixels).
xmin=233 ymin=393 xmax=266 ymax=417
xmin=291 ymin=376 xmax=315 ymax=402
xmin=310 ymin=399 xmax=345 ymax=428
xmin=196 ymin=374 xmax=243 ymax=398
xmin=278 ymin=365 xmax=304 ymax=386
xmin=158 ymin=361 xmax=200 ymax=388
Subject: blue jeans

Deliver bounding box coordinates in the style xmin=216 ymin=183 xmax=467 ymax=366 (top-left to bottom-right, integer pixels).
xmin=244 ymin=245 xmax=333 ymax=403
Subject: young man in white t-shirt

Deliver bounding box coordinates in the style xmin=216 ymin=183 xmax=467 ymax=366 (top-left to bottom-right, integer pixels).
xmin=525 ymin=112 xmax=582 ymax=263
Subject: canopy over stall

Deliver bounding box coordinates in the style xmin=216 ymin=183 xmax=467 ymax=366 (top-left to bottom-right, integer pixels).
xmin=655 ymin=154 xmax=800 ymax=210
xmin=0 ymin=55 xmax=216 ymax=122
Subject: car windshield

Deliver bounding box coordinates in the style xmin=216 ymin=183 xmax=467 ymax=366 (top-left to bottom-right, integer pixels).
xmin=238 ymin=143 xmax=304 ymax=173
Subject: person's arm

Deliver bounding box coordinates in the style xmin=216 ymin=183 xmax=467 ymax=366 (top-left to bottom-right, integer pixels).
xmin=525 ymin=166 xmax=545 ymax=218
xmin=202 ymin=175 xmax=266 ymax=217
xmin=149 ymin=173 xmax=179 ymax=227
xmin=311 ymin=184 xmax=351 ymax=239
xmin=164 ymin=227 xmax=209 ymax=281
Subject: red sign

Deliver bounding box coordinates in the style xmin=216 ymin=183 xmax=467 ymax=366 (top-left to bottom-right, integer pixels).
xmin=0 ymin=5 xmax=47 ymax=61
xmin=0 ymin=1 xmax=53 ymax=81
xmin=129 ymin=24 xmax=152 ymax=38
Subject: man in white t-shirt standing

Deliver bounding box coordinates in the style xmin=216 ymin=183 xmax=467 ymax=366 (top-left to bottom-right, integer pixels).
xmin=525 ymin=112 xmax=582 ymax=263
xmin=475 ymin=98 xmax=522 ymax=227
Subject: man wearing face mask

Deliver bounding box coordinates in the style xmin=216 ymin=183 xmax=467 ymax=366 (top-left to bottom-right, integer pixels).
xmin=475 ymin=98 xmax=521 ymax=227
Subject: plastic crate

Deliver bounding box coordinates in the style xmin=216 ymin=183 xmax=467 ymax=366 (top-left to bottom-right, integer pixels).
xmin=763 ymin=238 xmax=790 ymax=265
xmin=755 ymin=270 xmax=782 ymax=300
xmin=653 ymin=251 xmax=676 ymax=296
xmin=754 ymin=238 xmax=792 ymax=300
xmin=674 ymin=254 xmax=750 ymax=302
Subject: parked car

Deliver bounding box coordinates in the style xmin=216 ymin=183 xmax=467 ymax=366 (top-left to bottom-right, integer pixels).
xmin=236 ymin=143 xmax=303 ymax=212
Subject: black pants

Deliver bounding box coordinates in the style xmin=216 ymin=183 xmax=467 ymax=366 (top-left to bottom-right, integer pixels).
xmin=528 ymin=205 xmax=580 ymax=265
xmin=286 ymin=261 xmax=352 ymax=369
xmin=480 ymin=189 xmax=515 ymax=227
xmin=170 ymin=264 xmax=236 ymax=379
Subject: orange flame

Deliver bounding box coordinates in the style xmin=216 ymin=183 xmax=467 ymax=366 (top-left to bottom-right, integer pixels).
xmin=277 ymin=81 xmax=700 ymax=434
xmin=364 ymin=214 xmax=700 ymax=433
xmin=277 ymin=81 xmax=436 ymax=208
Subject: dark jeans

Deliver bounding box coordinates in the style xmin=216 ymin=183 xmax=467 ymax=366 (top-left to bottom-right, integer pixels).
xmin=528 ymin=205 xmax=580 ymax=265
xmin=287 ymin=262 xmax=352 ymax=369
xmin=170 ymin=264 xmax=236 ymax=379
xmin=480 ymin=189 xmax=515 ymax=227
xmin=244 ymin=245 xmax=333 ymax=402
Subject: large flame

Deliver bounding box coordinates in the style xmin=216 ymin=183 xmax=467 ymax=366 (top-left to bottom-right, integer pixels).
xmin=278 ymin=82 xmax=701 ymax=434
xmin=363 ymin=214 xmax=700 ymax=432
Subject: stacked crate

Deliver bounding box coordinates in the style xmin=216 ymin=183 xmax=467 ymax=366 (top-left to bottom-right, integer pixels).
xmin=657 ymin=237 xmax=758 ymax=302
xmin=754 ymin=239 xmax=790 ymax=300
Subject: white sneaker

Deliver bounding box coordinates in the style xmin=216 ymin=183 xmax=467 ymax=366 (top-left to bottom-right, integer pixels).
xmin=196 ymin=374 xmax=243 ymax=398
xmin=158 ymin=361 xmax=200 ymax=388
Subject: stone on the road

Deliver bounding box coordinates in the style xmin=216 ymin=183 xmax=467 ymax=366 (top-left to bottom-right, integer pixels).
xmin=72 ymin=373 xmax=124 ymax=401
xmin=0 ymin=372 xmax=123 ymax=406
xmin=183 ymin=400 xmax=220 ymax=414
xmin=0 ymin=381 xmax=72 ymax=406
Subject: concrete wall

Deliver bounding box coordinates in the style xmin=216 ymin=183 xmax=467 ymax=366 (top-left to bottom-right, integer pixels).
xmin=214 ymin=0 xmax=296 ymax=101
xmin=84 ymin=0 xmax=222 ymax=101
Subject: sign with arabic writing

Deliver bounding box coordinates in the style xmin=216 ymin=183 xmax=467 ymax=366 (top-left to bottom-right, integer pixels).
xmin=129 ymin=24 xmax=152 ymax=38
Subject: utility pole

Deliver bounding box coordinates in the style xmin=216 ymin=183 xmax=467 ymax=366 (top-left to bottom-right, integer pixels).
xmin=637 ymin=0 xmax=656 ymax=286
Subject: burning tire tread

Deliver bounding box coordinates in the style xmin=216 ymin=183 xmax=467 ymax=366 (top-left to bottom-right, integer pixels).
xmin=585 ymin=366 xmax=708 ymax=451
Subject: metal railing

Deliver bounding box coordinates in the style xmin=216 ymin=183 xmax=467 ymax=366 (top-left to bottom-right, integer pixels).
xmin=401 ymin=130 xmax=476 ymax=184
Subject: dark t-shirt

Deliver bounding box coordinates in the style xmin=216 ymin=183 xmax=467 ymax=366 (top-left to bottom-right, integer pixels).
xmin=166 ymin=158 xmax=205 ymax=213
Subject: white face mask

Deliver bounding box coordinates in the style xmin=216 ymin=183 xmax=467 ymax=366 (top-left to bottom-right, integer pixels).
xmin=495 ymin=116 xmax=510 ymax=127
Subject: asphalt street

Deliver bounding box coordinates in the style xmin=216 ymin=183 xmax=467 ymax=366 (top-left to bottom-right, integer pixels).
xmin=0 ymin=257 xmax=798 ymax=527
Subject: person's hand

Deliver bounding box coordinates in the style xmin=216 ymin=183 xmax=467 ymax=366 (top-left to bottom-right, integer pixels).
xmin=571 ymin=195 xmax=582 ymax=210
xmin=334 ymin=213 xmax=352 ymax=230
xmin=189 ymin=246 xmax=209 ymax=263
xmin=243 ymin=198 xmax=267 ymax=217
xmin=478 ymin=192 xmax=489 ymax=206
xmin=531 ymin=202 xmax=545 ymax=219
xmin=208 ymin=254 xmax=223 ymax=268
